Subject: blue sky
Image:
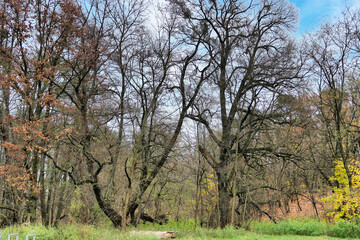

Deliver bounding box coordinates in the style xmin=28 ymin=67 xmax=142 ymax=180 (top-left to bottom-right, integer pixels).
xmin=290 ymin=0 xmax=360 ymax=35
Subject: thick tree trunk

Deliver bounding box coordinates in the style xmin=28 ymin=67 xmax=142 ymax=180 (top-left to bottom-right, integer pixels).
xmin=128 ymin=201 xmax=138 ymax=224
xmin=28 ymin=195 xmax=37 ymax=223
xmin=217 ymin=170 xmax=231 ymax=228
xmin=92 ymin=182 xmax=122 ymax=227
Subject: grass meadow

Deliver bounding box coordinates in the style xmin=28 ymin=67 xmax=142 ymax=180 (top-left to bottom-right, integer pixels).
xmin=1 ymin=218 xmax=360 ymax=239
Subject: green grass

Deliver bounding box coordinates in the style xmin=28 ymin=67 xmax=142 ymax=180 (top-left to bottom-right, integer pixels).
xmin=0 ymin=219 xmax=359 ymax=239
xmin=175 ymin=233 xmax=348 ymax=240
xmin=0 ymin=224 xmax=158 ymax=240
xmin=251 ymin=218 xmax=360 ymax=239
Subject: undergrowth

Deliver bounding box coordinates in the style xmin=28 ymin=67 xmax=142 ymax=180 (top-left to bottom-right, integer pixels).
xmin=0 ymin=224 xmax=157 ymax=240
xmin=251 ymin=218 xmax=360 ymax=238
xmin=132 ymin=219 xmax=245 ymax=239
xmin=1 ymin=218 xmax=360 ymax=239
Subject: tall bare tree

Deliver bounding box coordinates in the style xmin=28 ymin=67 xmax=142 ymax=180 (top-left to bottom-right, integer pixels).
xmin=172 ymin=0 xmax=301 ymax=227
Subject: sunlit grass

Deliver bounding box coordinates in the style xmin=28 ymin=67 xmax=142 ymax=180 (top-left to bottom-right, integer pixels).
xmin=1 ymin=218 xmax=359 ymax=239
xmin=251 ymin=218 xmax=360 ymax=239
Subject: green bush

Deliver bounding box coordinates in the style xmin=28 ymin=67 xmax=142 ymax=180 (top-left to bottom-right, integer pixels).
xmin=327 ymin=220 xmax=360 ymax=238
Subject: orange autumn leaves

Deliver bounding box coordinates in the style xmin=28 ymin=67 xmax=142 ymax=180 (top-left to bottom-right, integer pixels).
xmin=0 ymin=163 xmax=39 ymax=200
xmin=0 ymin=0 xmax=85 ymax=204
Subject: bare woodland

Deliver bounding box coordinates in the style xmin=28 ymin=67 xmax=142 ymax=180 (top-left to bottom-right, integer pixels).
xmin=1 ymin=0 xmax=360 ymax=229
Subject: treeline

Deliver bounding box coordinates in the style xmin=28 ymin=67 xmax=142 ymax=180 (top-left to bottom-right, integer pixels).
xmin=1 ymin=0 xmax=360 ymax=229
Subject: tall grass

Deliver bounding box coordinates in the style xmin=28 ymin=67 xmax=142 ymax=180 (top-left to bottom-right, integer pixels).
xmin=132 ymin=218 xmax=196 ymax=231
xmin=251 ymin=218 xmax=360 ymax=238
xmin=0 ymin=222 xmax=246 ymax=240
xmin=2 ymin=219 xmax=360 ymax=239
xmin=175 ymin=226 xmax=244 ymax=239
xmin=132 ymin=219 xmax=245 ymax=239
xmin=0 ymin=224 xmax=158 ymax=240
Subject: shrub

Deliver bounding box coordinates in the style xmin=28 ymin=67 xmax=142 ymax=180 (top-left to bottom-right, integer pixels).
xmin=322 ymin=159 xmax=360 ymax=220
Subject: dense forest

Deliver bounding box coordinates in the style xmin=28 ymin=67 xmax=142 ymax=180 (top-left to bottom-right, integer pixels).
xmin=1 ymin=0 xmax=360 ymax=230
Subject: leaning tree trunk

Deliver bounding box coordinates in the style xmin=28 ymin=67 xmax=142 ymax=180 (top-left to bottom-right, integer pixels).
xmin=92 ymin=182 xmax=123 ymax=227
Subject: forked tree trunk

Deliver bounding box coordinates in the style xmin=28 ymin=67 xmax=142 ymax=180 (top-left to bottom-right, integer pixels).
xmin=122 ymin=155 xmax=136 ymax=231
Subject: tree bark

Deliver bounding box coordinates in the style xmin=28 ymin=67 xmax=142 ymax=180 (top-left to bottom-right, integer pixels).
xmin=217 ymin=170 xmax=231 ymax=228
xmin=92 ymin=182 xmax=122 ymax=227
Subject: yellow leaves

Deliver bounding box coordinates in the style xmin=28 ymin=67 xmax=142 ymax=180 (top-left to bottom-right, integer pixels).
xmin=201 ymin=172 xmax=218 ymax=213
xmin=322 ymin=158 xmax=360 ymax=220
xmin=201 ymin=189 xmax=208 ymax=196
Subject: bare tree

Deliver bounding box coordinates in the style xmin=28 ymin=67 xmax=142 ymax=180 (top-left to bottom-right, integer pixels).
xmin=306 ymin=9 xmax=360 ymax=184
xmin=123 ymin=4 xmax=211 ymax=224
xmin=171 ymin=0 xmax=300 ymax=227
